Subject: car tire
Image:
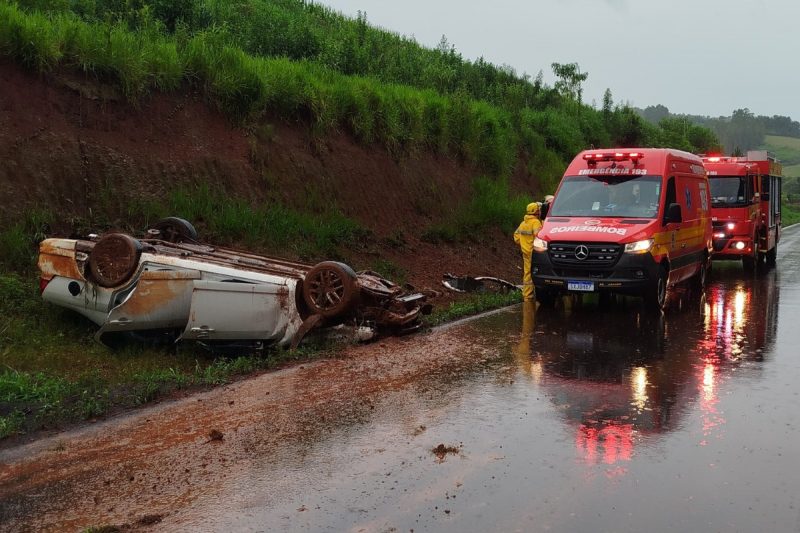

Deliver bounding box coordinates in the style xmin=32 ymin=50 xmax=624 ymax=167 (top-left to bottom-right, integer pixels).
xmin=645 ymin=265 xmax=668 ymax=312
xmin=148 ymin=217 xmax=198 ymax=243
xmin=303 ymin=261 xmax=359 ymax=318
xmin=88 ymin=233 xmax=142 ymax=288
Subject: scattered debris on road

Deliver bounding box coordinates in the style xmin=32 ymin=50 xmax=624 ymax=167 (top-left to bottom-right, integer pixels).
xmin=432 ymin=443 xmax=462 ymax=462
xmin=442 ymin=273 xmax=519 ymax=294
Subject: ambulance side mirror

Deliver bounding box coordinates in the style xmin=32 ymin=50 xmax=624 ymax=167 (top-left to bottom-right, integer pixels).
xmin=664 ymin=203 xmax=682 ymax=225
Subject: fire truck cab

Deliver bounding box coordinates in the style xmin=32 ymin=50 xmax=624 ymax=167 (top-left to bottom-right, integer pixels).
xmin=702 ymin=151 xmax=782 ymax=270
xmin=531 ymin=148 xmax=713 ymax=311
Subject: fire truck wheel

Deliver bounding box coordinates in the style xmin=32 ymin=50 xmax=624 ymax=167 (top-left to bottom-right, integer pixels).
xmin=645 ymin=266 xmax=668 ymax=312
xmin=742 ymin=255 xmax=756 ymax=272
xmin=88 ymin=233 xmax=142 ymax=288
xmin=303 ymin=261 xmax=359 ymax=318
xmin=148 ymin=217 xmax=198 ymax=243
xmin=766 ymin=246 xmax=777 ymax=266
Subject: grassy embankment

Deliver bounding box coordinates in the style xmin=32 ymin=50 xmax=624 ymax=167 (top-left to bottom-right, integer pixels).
xmin=0 ymin=1 xmax=717 ymax=439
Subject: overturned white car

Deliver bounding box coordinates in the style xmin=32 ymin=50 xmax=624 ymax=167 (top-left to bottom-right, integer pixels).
xmin=38 ymin=218 xmax=430 ymax=349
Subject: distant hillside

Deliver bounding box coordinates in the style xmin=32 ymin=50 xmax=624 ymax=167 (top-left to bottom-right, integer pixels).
xmin=638 ymin=105 xmax=800 ymax=155
xmin=762 ymin=135 xmax=800 ymax=178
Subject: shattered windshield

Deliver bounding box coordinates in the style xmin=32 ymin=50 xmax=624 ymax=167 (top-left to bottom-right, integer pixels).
xmin=709 ymin=176 xmax=749 ymax=207
xmin=550 ymin=175 xmax=663 ymax=218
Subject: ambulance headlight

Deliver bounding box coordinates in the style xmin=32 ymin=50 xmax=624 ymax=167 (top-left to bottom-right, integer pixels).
xmin=533 ymin=237 xmax=548 ymax=252
xmin=624 ymin=239 xmax=654 ymax=254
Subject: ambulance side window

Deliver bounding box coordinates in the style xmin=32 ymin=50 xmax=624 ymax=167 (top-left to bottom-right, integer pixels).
xmin=663 ymin=177 xmax=676 ymax=225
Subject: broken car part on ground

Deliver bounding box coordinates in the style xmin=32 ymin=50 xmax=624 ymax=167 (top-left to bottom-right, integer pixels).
xmin=37 ymin=218 xmax=431 ymax=350
xmin=442 ymin=273 xmax=519 ymax=294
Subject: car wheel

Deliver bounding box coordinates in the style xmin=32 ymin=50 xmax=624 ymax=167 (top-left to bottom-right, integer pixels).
xmin=88 ymin=233 xmax=142 ymax=288
xmin=148 ymin=217 xmax=198 ymax=243
xmin=645 ymin=266 xmax=668 ymax=312
xmin=303 ymin=261 xmax=359 ymax=318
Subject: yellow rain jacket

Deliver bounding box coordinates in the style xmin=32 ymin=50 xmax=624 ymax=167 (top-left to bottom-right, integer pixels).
xmin=514 ymin=206 xmax=542 ymax=301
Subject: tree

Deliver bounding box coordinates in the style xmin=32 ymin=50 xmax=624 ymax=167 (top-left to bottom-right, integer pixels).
xmin=641 ymin=104 xmax=670 ymax=125
xmin=551 ymin=62 xmax=588 ymax=104
xmin=602 ymin=88 xmax=613 ymax=121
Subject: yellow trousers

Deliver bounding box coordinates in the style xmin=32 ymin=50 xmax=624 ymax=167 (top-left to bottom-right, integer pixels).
xmin=522 ymin=251 xmax=534 ymax=301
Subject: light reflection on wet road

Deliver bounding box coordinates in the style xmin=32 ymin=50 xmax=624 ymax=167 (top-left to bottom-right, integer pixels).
xmin=177 ymin=227 xmax=800 ymax=532
xmin=2 ymin=227 xmax=800 ymax=532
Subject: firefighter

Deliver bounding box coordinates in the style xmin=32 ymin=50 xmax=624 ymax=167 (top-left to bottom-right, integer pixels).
xmin=540 ymin=195 xmax=555 ymax=219
xmin=514 ymin=202 xmax=542 ymax=301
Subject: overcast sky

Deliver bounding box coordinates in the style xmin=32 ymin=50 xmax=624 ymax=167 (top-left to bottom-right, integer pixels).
xmin=317 ymin=0 xmax=800 ymax=120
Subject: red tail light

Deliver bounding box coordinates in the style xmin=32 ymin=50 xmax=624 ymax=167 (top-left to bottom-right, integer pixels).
xmin=39 ymin=277 xmax=51 ymax=294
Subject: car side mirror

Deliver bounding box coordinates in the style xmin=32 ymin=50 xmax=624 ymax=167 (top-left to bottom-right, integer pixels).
xmin=664 ymin=203 xmax=682 ymax=224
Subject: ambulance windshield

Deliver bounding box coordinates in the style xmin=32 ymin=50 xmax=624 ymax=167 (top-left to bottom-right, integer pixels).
xmin=550 ymin=175 xmax=662 ymax=218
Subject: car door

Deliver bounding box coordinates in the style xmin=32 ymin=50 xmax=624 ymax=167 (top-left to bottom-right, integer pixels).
xmin=96 ymin=267 xmax=201 ymax=338
xmin=181 ymin=279 xmax=299 ymax=342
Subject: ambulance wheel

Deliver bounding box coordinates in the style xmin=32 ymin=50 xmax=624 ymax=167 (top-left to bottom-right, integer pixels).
xmin=691 ymin=257 xmax=709 ymax=291
xmin=645 ymin=267 xmax=668 ymax=312
xmin=766 ymin=246 xmax=777 ymax=266
xmin=535 ymin=288 xmax=556 ymax=307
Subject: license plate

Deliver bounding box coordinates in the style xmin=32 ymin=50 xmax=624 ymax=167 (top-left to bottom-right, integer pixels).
xmin=567 ymin=280 xmax=595 ymax=292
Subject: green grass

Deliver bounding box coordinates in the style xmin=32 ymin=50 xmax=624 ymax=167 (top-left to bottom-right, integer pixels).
xmin=422 ymin=176 xmax=532 ymax=243
xmin=762 ymin=135 xmax=800 ymax=171
xmin=425 ymin=291 xmax=523 ymax=327
xmin=782 ymin=200 xmax=800 ymax=227
xmin=127 ymin=182 xmax=366 ymax=260
xmin=0 ymin=209 xmax=54 ymax=271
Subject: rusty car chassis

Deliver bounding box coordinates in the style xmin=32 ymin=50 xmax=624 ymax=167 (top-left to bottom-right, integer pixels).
xmin=37 ymin=221 xmax=430 ymax=350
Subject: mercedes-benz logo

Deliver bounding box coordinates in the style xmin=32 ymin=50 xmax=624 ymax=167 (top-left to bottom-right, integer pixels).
xmin=574 ymin=245 xmax=589 ymax=260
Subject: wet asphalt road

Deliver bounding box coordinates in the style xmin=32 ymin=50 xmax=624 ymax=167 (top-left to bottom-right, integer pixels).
xmin=183 ymin=227 xmax=800 ymax=533
xmin=2 ymin=225 xmax=800 ymax=532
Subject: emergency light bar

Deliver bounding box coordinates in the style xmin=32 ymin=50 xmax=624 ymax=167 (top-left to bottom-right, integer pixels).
xmin=582 ymin=152 xmax=644 ymax=163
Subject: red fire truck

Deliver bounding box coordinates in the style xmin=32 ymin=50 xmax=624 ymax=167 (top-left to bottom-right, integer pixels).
xmin=701 ymin=151 xmax=782 ymax=270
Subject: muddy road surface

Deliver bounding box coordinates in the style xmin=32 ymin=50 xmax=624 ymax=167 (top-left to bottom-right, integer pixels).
xmin=3 ymin=226 xmax=800 ymax=532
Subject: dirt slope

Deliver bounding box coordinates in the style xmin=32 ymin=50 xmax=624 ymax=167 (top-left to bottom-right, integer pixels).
xmin=0 ymin=60 xmax=535 ymax=287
